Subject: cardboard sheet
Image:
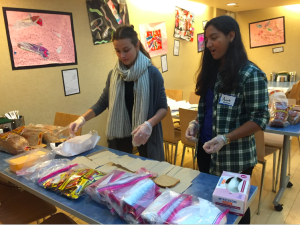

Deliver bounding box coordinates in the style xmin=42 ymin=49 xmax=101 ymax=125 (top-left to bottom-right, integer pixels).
xmin=166 ymin=166 xmax=182 ymax=177
xmin=109 ymin=155 xmax=135 ymax=167
xmin=71 ymin=156 xmax=99 ymax=169
xmin=125 ymin=158 xmax=152 ymax=172
xmin=173 ymin=168 xmax=200 ymax=183
xmin=149 ymin=162 xmax=174 ymax=176
xmin=92 ymin=153 xmax=118 ymax=166
xmin=97 ymin=162 xmax=117 ymax=174
xmin=87 ymin=150 xmax=110 ymax=160
xmin=144 ymin=160 xmax=160 ymax=170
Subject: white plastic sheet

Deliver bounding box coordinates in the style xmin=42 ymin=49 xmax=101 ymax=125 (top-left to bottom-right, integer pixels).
xmin=50 ymin=131 xmax=100 ymax=157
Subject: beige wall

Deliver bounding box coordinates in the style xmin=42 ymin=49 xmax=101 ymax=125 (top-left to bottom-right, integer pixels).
xmin=236 ymin=6 xmax=300 ymax=80
xmin=0 ymin=0 xmax=213 ymax=146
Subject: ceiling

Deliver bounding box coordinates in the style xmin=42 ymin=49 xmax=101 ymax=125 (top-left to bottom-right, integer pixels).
xmin=191 ymin=0 xmax=300 ymax=12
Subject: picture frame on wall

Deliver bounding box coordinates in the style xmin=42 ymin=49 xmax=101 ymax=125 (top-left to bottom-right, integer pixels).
xmin=249 ymin=16 xmax=285 ymax=48
xmin=173 ymin=40 xmax=180 ymax=56
xmin=61 ymin=68 xmax=80 ymax=96
xmin=202 ymin=20 xmax=208 ymax=30
xmin=2 ymin=7 xmax=77 ymax=70
xmin=197 ymin=33 xmax=205 ymax=53
xmin=272 ymin=46 xmax=284 ymax=53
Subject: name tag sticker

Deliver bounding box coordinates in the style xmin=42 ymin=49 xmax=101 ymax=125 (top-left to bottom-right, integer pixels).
xmin=219 ymin=94 xmax=236 ymax=106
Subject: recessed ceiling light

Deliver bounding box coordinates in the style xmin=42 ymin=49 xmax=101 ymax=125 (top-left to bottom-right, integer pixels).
xmin=227 ymin=3 xmax=237 ymax=6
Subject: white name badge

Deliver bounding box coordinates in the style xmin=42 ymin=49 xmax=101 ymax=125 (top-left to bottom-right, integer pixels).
xmin=219 ymin=94 xmax=236 ymax=106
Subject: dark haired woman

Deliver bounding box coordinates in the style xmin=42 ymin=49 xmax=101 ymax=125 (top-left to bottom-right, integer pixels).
xmin=69 ymin=25 xmax=167 ymax=161
xmin=185 ymin=16 xmax=269 ymax=223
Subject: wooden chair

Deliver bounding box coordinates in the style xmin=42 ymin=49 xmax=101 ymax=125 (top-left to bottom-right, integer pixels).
xmin=254 ymin=130 xmax=281 ymax=215
xmin=189 ymin=92 xmax=200 ymax=104
xmin=161 ymin=107 xmax=181 ymax=165
xmin=54 ymin=112 xmax=82 ymax=136
xmin=41 ymin=213 xmax=77 ymax=224
xmin=286 ymin=81 xmax=300 ymax=104
xmin=0 ymin=184 xmax=57 ymax=224
xmin=179 ymin=108 xmax=198 ymax=169
xmin=165 ymin=89 xmax=183 ymax=101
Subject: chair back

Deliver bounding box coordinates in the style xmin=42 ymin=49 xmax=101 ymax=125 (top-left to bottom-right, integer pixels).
xmin=54 ymin=112 xmax=82 ymax=136
xmin=286 ymin=81 xmax=300 ymax=104
xmin=254 ymin=130 xmax=266 ymax=162
xmin=189 ymin=92 xmax=200 ymax=104
xmin=161 ymin=107 xmax=176 ymax=143
xmin=165 ymin=89 xmax=183 ymax=101
xmin=179 ymin=108 xmax=198 ymax=147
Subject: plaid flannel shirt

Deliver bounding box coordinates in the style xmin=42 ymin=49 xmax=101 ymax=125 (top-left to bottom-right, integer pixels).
xmin=197 ymin=62 xmax=270 ymax=176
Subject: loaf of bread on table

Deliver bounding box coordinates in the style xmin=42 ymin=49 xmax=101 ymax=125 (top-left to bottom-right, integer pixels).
xmin=0 ymin=132 xmax=30 ymax=155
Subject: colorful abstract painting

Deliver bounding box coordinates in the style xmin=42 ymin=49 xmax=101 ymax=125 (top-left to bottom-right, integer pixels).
xmin=249 ymin=17 xmax=285 ymax=48
xmin=86 ymin=0 xmax=130 ymax=45
xmin=174 ymin=6 xmax=195 ymax=42
xmin=2 ymin=7 xmax=77 ymax=70
xmin=197 ymin=33 xmax=204 ymax=52
xmin=139 ymin=22 xmax=168 ymax=58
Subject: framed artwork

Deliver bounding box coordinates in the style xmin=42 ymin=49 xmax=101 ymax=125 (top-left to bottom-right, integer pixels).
xmin=202 ymin=20 xmax=208 ymax=30
xmin=249 ymin=16 xmax=285 ymax=48
xmin=174 ymin=6 xmax=195 ymax=42
xmin=61 ymin=68 xmax=80 ymax=96
xmin=139 ymin=22 xmax=168 ymax=58
xmin=2 ymin=7 xmax=77 ymax=70
xmin=161 ymin=55 xmax=168 ymax=73
xmin=86 ymin=0 xmax=130 ymax=45
xmin=197 ymin=33 xmax=205 ymax=52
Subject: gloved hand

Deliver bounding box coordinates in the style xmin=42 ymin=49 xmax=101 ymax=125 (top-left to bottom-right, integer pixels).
xmin=203 ymin=135 xmax=226 ymax=154
xmin=69 ymin=116 xmax=86 ymax=137
xmin=132 ymin=121 xmax=152 ymax=147
xmin=185 ymin=120 xmax=199 ymax=143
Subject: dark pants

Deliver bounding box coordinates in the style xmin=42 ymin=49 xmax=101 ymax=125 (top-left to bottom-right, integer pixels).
xmin=197 ymin=142 xmax=254 ymax=224
xmin=108 ymin=137 xmax=148 ymax=158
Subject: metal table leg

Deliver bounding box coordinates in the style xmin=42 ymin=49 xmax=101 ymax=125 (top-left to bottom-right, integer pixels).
xmin=273 ymin=135 xmax=292 ymax=211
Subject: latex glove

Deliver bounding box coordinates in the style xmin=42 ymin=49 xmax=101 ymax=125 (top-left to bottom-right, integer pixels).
xmin=132 ymin=121 xmax=152 ymax=147
xmin=69 ymin=116 xmax=86 ymax=137
xmin=185 ymin=120 xmax=199 ymax=143
xmin=203 ymin=135 xmax=225 ymax=154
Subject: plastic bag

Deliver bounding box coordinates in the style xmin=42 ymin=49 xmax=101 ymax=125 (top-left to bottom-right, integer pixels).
xmin=41 ymin=165 xmax=106 ymax=199
xmin=287 ymin=110 xmax=300 ymax=125
xmin=0 ymin=132 xmax=30 ymax=155
xmin=85 ymin=170 xmax=135 ymax=205
xmin=12 ymin=126 xmax=47 ymax=146
xmin=269 ymin=90 xmax=288 ymax=108
xmin=30 ymin=159 xmax=72 ymax=183
xmin=269 ymin=102 xmax=290 ymax=128
xmin=50 ymin=131 xmax=100 ymax=157
xmin=4 ymin=149 xmax=52 ymax=173
xmin=141 ymin=189 xmax=229 ymax=225
xmin=28 ymin=123 xmax=69 ymax=145
xmin=289 ymin=105 xmax=300 ymax=111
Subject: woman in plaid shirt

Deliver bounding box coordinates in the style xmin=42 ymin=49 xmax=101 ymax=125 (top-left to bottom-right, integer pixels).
xmin=186 ymin=16 xmax=269 ymax=224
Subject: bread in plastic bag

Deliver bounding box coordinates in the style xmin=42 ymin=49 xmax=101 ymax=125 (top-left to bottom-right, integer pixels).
xmin=50 ymin=131 xmax=100 ymax=157
xmin=141 ymin=189 xmax=229 ymax=224
xmin=28 ymin=124 xmax=69 ymax=144
xmin=12 ymin=126 xmax=47 ymax=146
xmin=269 ymin=102 xmax=290 ymax=127
xmin=0 ymin=132 xmax=30 ymax=155
xmin=287 ymin=110 xmax=300 ymax=125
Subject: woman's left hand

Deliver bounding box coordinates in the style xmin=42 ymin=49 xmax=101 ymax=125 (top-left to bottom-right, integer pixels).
xmin=132 ymin=121 xmax=152 ymax=147
xmin=203 ymin=135 xmax=226 ymax=154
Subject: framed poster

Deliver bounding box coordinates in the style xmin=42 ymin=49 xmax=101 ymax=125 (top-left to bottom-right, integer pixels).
xmin=161 ymin=55 xmax=168 ymax=73
xmin=174 ymin=6 xmax=195 ymax=42
xmin=139 ymin=22 xmax=168 ymax=58
xmin=249 ymin=16 xmax=285 ymax=48
xmin=197 ymin=33 xmax=205 ymax=52
xmin=86 ymin=0 xmax=130 ymax=45
xmin=2 ymin=7 xmax=77 ymax=70
xmin=61 ymin=68 xmax=80 ymax=96
xmin=173 ymin=40 xmax=179 ymax=56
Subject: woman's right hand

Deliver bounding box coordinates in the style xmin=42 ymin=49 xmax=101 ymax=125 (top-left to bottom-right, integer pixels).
xmin=185 ymin=120 xmax=199 ymax=143
xmin=69 ymin=116 xmax=86 ymax=136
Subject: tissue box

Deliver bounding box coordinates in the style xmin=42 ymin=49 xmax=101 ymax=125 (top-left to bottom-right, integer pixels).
xmin=212 ymin=171 xmax=250 ymax=216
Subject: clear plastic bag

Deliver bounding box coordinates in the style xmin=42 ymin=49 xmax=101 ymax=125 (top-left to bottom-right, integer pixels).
xmin=12 ymin=126 xmax=48 ymax=146
xmin=50 ymin=131 xmax=100 ymax=157
xmin=4 ymin=148 xmax=52 ymax=173
xmin=0 ymin=132 xmax=30 ymax=155
xmin=41 ymin=164 xmax=106 ymax=199
xmin=141 ymin=189 xmax=229 ymax=225
xmin=269 ymin=102 xmax=290 ymax=127
xmin=85 ymin=170 xmax=135 ymax=205
xmin=287 ymin=110 xmax=300 ymax=125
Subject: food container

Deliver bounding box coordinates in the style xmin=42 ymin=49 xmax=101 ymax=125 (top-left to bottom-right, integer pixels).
xmin=4 ymin=149 xmax=48 ymax=173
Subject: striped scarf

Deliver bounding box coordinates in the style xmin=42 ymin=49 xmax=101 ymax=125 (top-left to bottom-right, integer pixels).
xmin=106 ymin=51 xmax=151 ymax=140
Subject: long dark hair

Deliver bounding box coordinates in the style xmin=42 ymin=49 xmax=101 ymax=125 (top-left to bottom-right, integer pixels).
xmin=195 ymin=15 xmax=248 ymax=95
xmin=112 ymin=25 xmax=151 ymax=59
